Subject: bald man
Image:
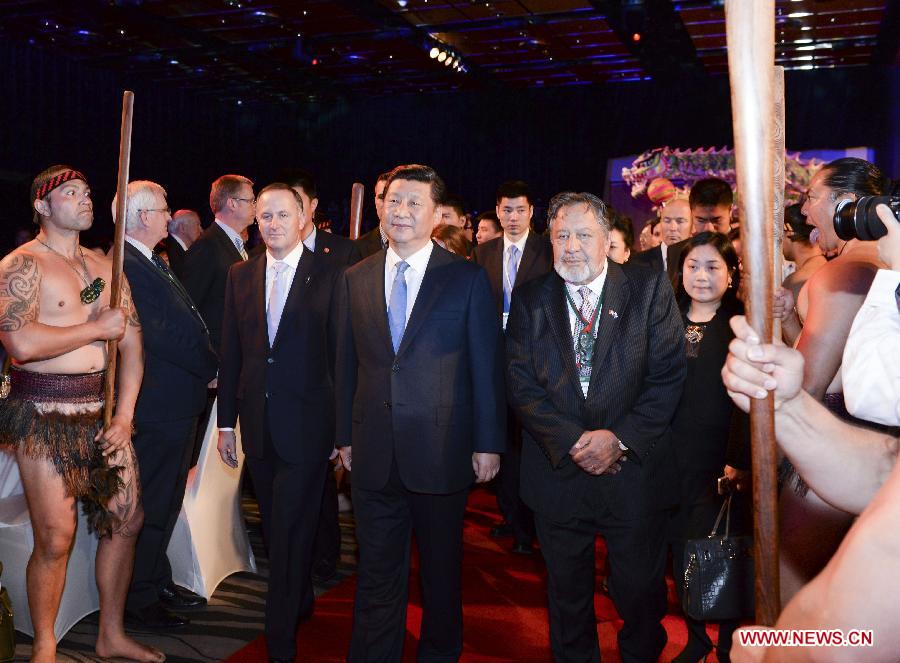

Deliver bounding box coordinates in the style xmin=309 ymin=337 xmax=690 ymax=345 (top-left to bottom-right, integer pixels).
xmin=167 ymin=209 xmax=202 ymax=280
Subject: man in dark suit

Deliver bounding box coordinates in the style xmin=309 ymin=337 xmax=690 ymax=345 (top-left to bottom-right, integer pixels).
xmin=630 ymin=197 xmax=691 ymax=289
xmin=217 ymin=183 xmax=343 ymax=663
xmin=355 ymin=171 xmax=391 ymax=258
xmin=472 ymin=179 xmax=552 ymax=555
xmin=505 ymin=192 xmax=686 ymax=663
xmin=181 ymin=174 xmax=255 ymax=354
xmin=336 ymin=164 xmax=505 ymax=662
xmin=284 ymin=169 xmax=360 ymax=582
xmin=116 ymin=181 xmax=218 ymax=629
xmin=165 ymin=209 xmax=201 ymax=280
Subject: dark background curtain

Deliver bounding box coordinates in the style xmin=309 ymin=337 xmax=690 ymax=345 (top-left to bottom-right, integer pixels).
xmin=1 ymin=39 xmax=895 ymax=252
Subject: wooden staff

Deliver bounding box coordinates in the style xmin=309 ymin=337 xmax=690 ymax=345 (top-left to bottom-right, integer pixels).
xmin=725 ymin=0 xmax=780 ymax=625
xmin=349 ymin=182 xmax=365 ymax=241
xmin=773 ymin=66 xmax=786 ymax=341
xmin=103 ymin=90 xmax=135 ymax=428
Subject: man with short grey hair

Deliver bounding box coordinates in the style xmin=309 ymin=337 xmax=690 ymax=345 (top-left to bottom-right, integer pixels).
xmin=182 ymin=174 xmax=255 ymax=353
xmin=506 ymin=191 xmax=686 ymax=662
xmin=114 ymin=180 xmax=218 ymax=629
xmin=166 ymin=209 xmax=201 ymax=280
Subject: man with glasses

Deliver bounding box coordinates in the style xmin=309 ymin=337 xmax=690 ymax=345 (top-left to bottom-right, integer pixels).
xmin=115 ymin=181 xmax=218 ymax=630
xmin=181 ymin=174 xmax=255 ymax=354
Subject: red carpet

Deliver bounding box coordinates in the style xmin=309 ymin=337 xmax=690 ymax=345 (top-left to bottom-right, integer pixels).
xmin=226 ymin=488 xmax=717 ymax=662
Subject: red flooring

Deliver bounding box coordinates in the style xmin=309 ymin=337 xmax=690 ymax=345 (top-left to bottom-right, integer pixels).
xmin=226 ymin=488 xmax=717 ymax=662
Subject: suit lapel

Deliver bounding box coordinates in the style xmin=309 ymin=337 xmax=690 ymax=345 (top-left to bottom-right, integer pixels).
xmin=251 ymin=254 xmax=268 ymax=346
xmin=514 ymin=231 xmax=540 ymax=286
xmin=361 ymin=252 xmax=394 ymax=355
xmin=542 ymin=274 xmax=583 ymax=397
xmin=586 ymin=262 xmax=630 ymax=398
xmin=397 ymin=244 xmax=453 ymax=356
xmin=211 ymin=222 xmax=243 ymax=263
xmin=483 ymin=240 xmax=504 ymax=314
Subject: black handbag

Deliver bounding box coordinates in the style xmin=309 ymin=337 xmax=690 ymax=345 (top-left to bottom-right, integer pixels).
xmin=682 ymin=493 xmax=755 ymax=621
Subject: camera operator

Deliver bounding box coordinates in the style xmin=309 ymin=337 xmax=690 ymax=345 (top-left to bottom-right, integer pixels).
xmin=770 ymin=158 xmax=889 ymax=601
xmin=842 ymin=203 xmax=900 ymax=427
xmin=721 ymin=315 xmax=900 ymax=662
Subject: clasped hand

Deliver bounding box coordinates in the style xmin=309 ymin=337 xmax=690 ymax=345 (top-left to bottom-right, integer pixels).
xmin=569 ymin=429 xmax=625 ymax=475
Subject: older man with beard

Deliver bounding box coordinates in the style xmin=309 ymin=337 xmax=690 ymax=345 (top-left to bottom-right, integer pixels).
xmin=505 ymin=192 xmax=685 ymax=662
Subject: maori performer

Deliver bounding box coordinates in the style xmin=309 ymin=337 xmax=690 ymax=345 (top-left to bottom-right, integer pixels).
xmin=0 ymin=165 xmax=163 ymax=662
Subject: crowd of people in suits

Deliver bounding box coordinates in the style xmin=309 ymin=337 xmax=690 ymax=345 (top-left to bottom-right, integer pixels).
xmin=1 ymin=154 xmax=898 ymax=663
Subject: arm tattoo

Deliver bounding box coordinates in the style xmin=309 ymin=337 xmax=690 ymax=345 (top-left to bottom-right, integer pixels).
xmin=0 ymin=254 xmax=40 ymax=332
xmin=120 ymin=279 xmax=141 ymax=328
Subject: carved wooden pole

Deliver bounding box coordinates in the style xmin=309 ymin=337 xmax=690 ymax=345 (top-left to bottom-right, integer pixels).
xmin=725 ymin=0 xmax=780 ymax=625
xmin=349 ymin=182 xmax=365 ymax=240
xmin=773 ymin=66 xmax=786 ymax=341
xmin=103 ymin=90 xmax=134 ymax=428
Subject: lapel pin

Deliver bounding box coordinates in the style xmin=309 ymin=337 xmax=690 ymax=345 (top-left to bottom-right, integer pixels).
xmin=608 ymin=309 xmax=618 ymax=319
xmin=306 ymin=276 xmax=311 ymax=284
xmin=324 ymin=247 xmax=331 ymax=253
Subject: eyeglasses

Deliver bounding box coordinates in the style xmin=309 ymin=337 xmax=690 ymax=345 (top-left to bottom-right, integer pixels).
xmin=139 ymin=207 xmax=171 ymax=215
xmin=232 ymin=197 xmax=256 ymax=206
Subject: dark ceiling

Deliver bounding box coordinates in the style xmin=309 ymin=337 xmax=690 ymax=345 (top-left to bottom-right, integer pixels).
xmin=1 ymin=0 xmax=895 ymax=103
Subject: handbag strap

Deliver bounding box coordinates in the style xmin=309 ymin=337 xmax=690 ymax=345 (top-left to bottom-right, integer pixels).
xmin=709 ymin=493 xmax=733 ymax=538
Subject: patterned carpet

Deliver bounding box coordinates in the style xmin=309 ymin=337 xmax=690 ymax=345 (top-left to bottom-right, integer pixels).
xmin=8 ymin=493 xmax=358 ymax=662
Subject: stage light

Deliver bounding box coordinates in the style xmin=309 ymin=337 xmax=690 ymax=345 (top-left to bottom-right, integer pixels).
xmin=787 ymin=12 xmax=812 ymax=18
xmin=430 ymin=47 xmax=439 ymax=58
xmin=795 ymin=38 xmax=812 ymax=44
xmin=437 ymin=51 xmax=447 ymax=62
xmin=445 ymin=57 xmax=454 ymax=66
xmin=312 ymin=58 xmax=319 ymax=65
xmin=632 ymin=33 xmax=641 ymax=42
xmin=801 ymin=26 xmax=812 ymax=30
xmin=398 ymin=0 xmax=407 ymax=6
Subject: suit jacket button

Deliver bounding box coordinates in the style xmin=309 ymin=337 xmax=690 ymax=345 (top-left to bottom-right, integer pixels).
xmin=384 ymin=401 xmax=391 ymax=409
xmin=267 ymin=357 xmax=275 ymax=364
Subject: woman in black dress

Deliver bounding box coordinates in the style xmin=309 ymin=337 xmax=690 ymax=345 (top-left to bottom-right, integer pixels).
xmin=669 ymin=232 xmax=751 ymax=662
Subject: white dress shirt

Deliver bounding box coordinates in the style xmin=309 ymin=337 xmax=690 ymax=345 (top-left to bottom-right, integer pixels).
xmin=170 ymin=234 xmax=188 ymax=252
xmin=303 ymin=225 xmax=318 ymax=252
xmin=265 ymin=241 xmax=305 ymax=310
xmin=564 ymin=262 xmax=609 ymax=397
xmin=660 ymin=241 xmax=669 ymax=272
xmin=564 ymin=261 xmax=609 ymax=339
xmin=125 ymin=235 xmax=154 ymax=261
xmin=502 ymin=229 xmax=529 ymax=292
xmin=384 ymin=240 xmax=434 ymax=323
xmin=842 ymin=268 xmax=900 ymax=426
xmin=215 ymin=219 xmax=247 ymax=259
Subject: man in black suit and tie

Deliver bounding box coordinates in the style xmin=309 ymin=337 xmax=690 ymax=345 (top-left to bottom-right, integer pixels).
xmin=217 ymin=183 xmax=343 ymax=663
xmin=356 ymin=171 xmax=391 ymax=258
xmin=336 ymin=164 xmax=505 ymax=662
xmin=506 ymin=192 xmax=686 ymax=663
xmin=472 ymin=180 xmax=552 ymax=554
xmin=630 ymin=196 xmax=692 ymax=289
xmin=165 ymin=209 xmax=201 ymax=280
xmin=181 ymin=174 xmax=255 ymax=354
xmin=116 ymin=181 xmax=218 ymax=630
xmin=285 ymin=169 xmax=360 ymax=582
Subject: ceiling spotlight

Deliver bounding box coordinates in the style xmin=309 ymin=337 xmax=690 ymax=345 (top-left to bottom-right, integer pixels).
xmin=430 ymin=47 xmax=439 ymax=58
xmin=787 ymin=12 xmax=812 ymax=18
xmin=437 ymin=51 xmax=447 ymax=62
xmin=632 ymin=32 xmax=641 ymax=42
xmin=398 ymin=0 xmax=407 ymax=6
xmin=445 ymin=57 xmax=454 ymax=66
